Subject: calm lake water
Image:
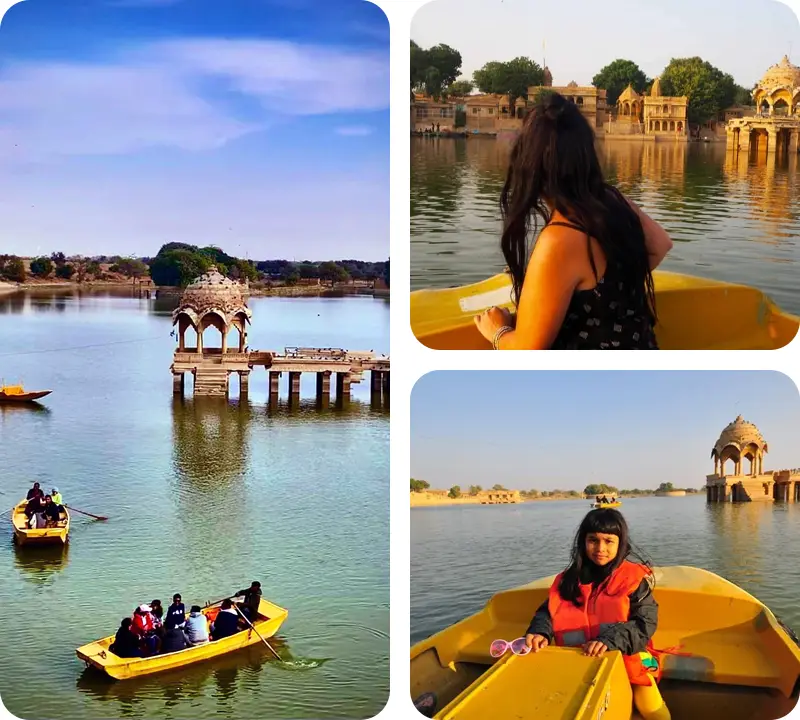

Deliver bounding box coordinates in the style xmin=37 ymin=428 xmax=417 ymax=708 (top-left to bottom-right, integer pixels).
xmin=0 ymin=288 xmax=389 ymax=720
xmin=411 ymin=497 xmax=800 ymax=645
xmin=410 ymin=137 xmax=800 ymax=315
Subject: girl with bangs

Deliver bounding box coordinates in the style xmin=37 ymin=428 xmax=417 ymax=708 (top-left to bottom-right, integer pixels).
xmin=525 ymin=508 xmax=672 ymax=720
xmin=473 ymin=91 xmax=674 ymax=350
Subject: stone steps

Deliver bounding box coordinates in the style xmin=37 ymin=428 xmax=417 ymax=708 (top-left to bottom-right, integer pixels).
xmin=194 ymin=367 xmax=229 ymax=397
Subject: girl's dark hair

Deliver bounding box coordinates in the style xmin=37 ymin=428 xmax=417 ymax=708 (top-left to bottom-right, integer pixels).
xmin=499 ymin=91 xmax=656 ymax=323
xmin=558 ymin=508 xmax=651 ymax=606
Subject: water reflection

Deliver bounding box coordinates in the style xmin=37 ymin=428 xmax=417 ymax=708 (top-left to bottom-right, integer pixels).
xmin=411 ymin=137 xmax=800 ymax=314
xmin=13 ymin=542 xmax=69 ymax=587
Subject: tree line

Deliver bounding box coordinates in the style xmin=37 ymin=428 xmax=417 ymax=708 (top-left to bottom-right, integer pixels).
xmin=0 ymin=246 xmax=389 ymax=289
xmin=412 ymin=40 xmax=756 ymax=125
xmin=410 ymin=478 xmax=701 ymax=497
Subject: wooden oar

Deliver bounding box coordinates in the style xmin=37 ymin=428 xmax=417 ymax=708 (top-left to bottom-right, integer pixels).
xmin=233 ymin=602 xmax=282 ymax=661
xmin=64 ymin=505 xmax=108 ymax=521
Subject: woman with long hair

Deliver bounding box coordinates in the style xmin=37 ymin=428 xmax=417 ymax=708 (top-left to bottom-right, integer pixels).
xmin=524 ymin=508 xmax=671 ymax=720
xmin=474 ymin=91 xmax=673 ymax=350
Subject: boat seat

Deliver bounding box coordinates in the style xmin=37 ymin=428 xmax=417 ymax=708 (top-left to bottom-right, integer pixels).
xmin=445 ymin=626 xmax=793 ymax=695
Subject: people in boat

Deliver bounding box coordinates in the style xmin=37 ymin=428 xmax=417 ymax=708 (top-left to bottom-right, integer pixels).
xmin=210 ymin=599 xmax=240 ymax=640
xmin=161 ymin=625 xmax=190 ymax=653
xmin=473 ymin=91 xmax=673 ymax=350
xmin=183 ymin=605 xmax=210 ymax=645
xmin=42 ymin=495 xmax=62 ymax=527
xmin=110 ymin=618 xmax=141 ymax=658
xmin=523 ymin=508 xmax=671 ymax=720
xmin=26 ymin=482 xmax=44 ymax=501
xmin=131 ymin=604 xmax=161 ymax=655
xmin=164 ymin=594 xmax=186 ymax=630
xmin=236 ymin=581 xmax=262 ymax=621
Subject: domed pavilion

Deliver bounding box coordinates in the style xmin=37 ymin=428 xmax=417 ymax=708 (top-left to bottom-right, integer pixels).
xmin=706 ymin=416 xmax=800 ymax=503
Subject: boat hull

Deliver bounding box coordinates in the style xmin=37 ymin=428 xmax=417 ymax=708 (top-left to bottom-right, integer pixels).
xmin=593 ymin=502 xmax=621 ymax=508
xmin=0 ymin=390 xmax=52 ymax=402
xmin=411 ymin=566 xmax=800 ymax=720
xmin=11 ymin=501 xmax=69 ymax=546
xmin=410 ymin=271 xmax=799 ymax=350
xmin=76 ymin=598 xmax=288 ymax=680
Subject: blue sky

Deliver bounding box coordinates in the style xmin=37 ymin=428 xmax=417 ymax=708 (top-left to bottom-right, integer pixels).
xmin=411 ymin=372 xmax=800 ymax=491
xmin=412 ymin=0 xmax=800 ymax=89
xmin=0 ymin=0 xmax=388 ymax=259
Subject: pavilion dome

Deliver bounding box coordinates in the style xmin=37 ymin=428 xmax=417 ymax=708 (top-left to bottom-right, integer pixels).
xmin=650 ymin=77 xmax=662 ymax=97
xmin=172 ymin=266 xmax=251 ymax=327
xmin=712 ymin=415 xmax=768 ymax=457
xmin=543 ymin=66 xmax=553 ymax=87
xmin=757 ymin=55 xmax=800 ymax=92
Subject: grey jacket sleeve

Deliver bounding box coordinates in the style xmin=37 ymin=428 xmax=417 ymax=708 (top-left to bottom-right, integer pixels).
xmin=524 ymin=600 xmax=553 ymax=642
xmin=596 ymin=577 xmax=658 ymax=655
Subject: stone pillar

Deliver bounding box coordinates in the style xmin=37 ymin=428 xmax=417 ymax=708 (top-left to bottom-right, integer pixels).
xmin=381 ymin=372 xmax=390 ymax=408
xmin=790 ymin=130 xmax=799 ymax=155
xmin=197 ymin=329 xmax=204 ymax=354
xmin=316 ymin=371 xmax=331 ymax=407
xmin=706 ymin=486 xmax=712 ymax=503
xmin=172 ymin=372 xmax=184 ymax=397
xmin=740 ymin=129 xmax=751 ymax=154
xmin=714 ymin=457 xmax=719 ymax=475
xmin=726 ymin=128 xmax=736 ymax=149
xmin=766 ymin=130 xmax=778 ymax=154
xmin=336 ymin=373 xmax=351 ymax=405
xmin=178 ymin=327 xmax=185 ymax=352
xmin=239 ymin=370 xmax=250 ymax=398
xmin=370 ymin=370 xmax=383 ymax=405
xmin=269 ymin=371 xmax=280 ymax=405
xmin=289 ymin=372 xmax=301 ymax=399
xmin=221 ymin=327 xmax=228 ymax=354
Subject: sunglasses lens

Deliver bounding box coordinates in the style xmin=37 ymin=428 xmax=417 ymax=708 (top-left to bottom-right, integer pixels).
xmin=511 ymin=638 xmax=529 ymax=655
xmin=489 ymin=640 xmax=507 ymax=658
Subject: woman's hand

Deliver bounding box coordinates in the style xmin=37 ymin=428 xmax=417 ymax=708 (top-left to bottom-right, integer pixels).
xmin=474 ymin=306 xmax=513 ymax=343
xmin=524 ymin=634 xmax=549 ymax=652
xmin=583 ymin=640 xmax=608 ymax=657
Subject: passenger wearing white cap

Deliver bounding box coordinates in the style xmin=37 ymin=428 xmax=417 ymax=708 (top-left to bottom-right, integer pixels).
xmin=131 ymin=604 xmax=160 ymax=655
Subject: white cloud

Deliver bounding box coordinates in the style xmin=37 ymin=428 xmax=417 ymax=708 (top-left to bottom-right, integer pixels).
xmin=335 ymin=126 xmax=374 ymax=136
xmin=0 ymin=38 xmax=389 ymax=162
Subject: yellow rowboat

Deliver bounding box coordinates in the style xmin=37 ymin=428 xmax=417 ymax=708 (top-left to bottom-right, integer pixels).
xmin=11 ymin=500 xmax=69 ymax=546
xmin=410 ymin=271 xmax=799 ymax=350
xmin=77 ymin=597 xmax=288 ymax=680
xmin=411 ymin=566 xmax=800 ymax=720
xmin=593 ymin=502 xmax=622 ymax=509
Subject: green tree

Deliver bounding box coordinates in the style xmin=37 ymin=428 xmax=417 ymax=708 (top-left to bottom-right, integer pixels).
xmin=583 ymin=483 xmax=619 ymax=496
xmin=491 ymin=484 xmax=507 ymax=491
xmin=149 ymin=250 xmax=212 ymax=287
xmin=468 ymin=485 xmax=482 ymax=496
xmin=87 ymin=261 xmax=102 ymax=277
xmin=410 ymin=478 xmax=430 ymax=493
xmin=733 ymin=84 xmax=753 ymax=106
xmin=2 ymin=256 xmax=26 ymax=282
xmin=592 ymin=59 xmax=650 ymax=106
xmin=318 ymin=261 xmax=350 ymax=284
xmin=657 ymin=482 xmax=675 ymax=492
xmin=473 ymin=57 xmax=544 ymax=111
xmin=116 ymin=258 xmax=149 ymax=279
xmin=383 ymin=259 xmax=390 ymax=287
xmin=50 ymin=251 xmax=66 ymax=266
xmin=284 ymin=271 xmax=300 ymax=286
xmin=55 ymin=264 xmax=75 ymax=280
xmin=447 ymin=79 xmax=474 ymax=97
xmin=410 ymin=41 xmax=462 ymax=99
xmin=448 ymin=485 xmax=462 ymax=499
xmin=660 ymin=57 xmax=737 ymax=125
xmin=30 ymin=257 xmax=54 ymax=278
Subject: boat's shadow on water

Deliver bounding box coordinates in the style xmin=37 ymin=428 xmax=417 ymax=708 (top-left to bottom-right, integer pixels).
xmin=75 ymin=638 xmax=330 ymax=706
xmin=12 ymin=542 xmax=69 ymax=586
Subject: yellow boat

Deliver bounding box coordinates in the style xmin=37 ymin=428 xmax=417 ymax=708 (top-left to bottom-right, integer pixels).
xmin=0 ymin=384 xmax=52 ymax=402
xmin=11 ymin=499 xmax=69 ymax=546
xmin=76 ymin=597 xmax=288 ymax=680
xmin=411 ymin=566 xmax=800 ymax=720
xmin=593 ymin=502 xmax=622 ymax=508
xmin=410 ymin=271 xmax=799 ymax=350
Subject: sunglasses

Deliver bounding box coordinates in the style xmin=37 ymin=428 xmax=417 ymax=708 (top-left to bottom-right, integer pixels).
xmin=489 ymin=637 xmax=531 ymax=658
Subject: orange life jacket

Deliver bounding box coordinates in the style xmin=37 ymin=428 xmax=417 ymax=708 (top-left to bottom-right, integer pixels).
xmin=548 ymin=560 xmax=662 ymax=686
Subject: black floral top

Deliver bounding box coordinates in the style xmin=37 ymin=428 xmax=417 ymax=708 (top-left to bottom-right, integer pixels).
xmin=547 ymin=222 xmax=658 ymax=350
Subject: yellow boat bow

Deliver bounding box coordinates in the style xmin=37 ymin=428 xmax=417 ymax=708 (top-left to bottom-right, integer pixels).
xmin=411 ymin=566 xmax=800 ymax=720
xmin=410 ymin=271 xmax=799 ymax=350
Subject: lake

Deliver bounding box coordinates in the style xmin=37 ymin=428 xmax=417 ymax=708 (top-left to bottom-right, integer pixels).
xmin=410 ymin=497 xmax=800 ymax=645
xmin=0 ymin=288 xmax=389 ymax=720
xmin=410 ymin=137 xmax=800 ymax=315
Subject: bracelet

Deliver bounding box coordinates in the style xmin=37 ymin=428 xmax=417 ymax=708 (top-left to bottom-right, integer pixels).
xmin=492 ymin=325 xmax=513 ymax=350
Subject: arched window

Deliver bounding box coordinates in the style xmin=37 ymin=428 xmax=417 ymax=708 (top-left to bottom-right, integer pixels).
xmin=677 ymin=121 xmax=683 ymax=132
xmin=670 ymin=120 xmax=675 ymax=131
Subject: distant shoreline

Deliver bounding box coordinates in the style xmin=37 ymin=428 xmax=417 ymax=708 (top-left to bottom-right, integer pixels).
xmin=411 ymin=493 xmax=696 ymax=508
